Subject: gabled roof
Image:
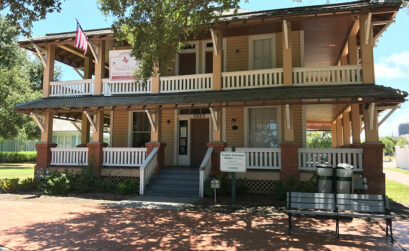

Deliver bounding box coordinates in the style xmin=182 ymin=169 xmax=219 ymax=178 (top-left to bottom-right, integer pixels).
xmin=14 ymin=84 xmax=407 ymax=112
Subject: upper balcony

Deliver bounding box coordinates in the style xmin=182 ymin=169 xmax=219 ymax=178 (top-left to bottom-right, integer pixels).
xmin=18 ymin=0 xmax=399 ymax=99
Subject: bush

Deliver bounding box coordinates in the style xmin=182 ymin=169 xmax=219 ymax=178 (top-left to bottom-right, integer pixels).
xmin=67 ymin=167 xmax=100 ymax=194
xmin=0 ymin=152 xmax=37 ymax=163
xmin=205 ymin=173 xmax=248 ymax=198
xmin=273 ymin=176 xmax=317 ymax=201
xmin=44 ymin=172 xmax=70 ymax=195
xmin=117 ymin=179 xmax=138 ymax=195
xmin=18 ymin=178 xmax=40 ymax=191
xmin=0 ymin=178 xmax=19 ymax=193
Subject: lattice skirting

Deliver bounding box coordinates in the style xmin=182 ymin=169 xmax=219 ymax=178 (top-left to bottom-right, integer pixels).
xmin=223 ymin=179 xmax=279 ymax=194
xmin=101 ymin=176 xmax=140 ymax=186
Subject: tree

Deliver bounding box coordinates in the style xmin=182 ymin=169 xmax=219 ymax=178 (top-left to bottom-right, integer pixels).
xmin=0 ymin=17 xmax=42 ymax=141
xmin=307 ymin=131 xmax=332 ymax=149
xmin=0 ymin=0 xmax=63 ymax=35
xmin=98 ymin=0 xmax=241 ymax=81
xmin=396 ymin=137 xmax=409 ymax=148
xmin=380 ymin=136 xmax=396 ymax=156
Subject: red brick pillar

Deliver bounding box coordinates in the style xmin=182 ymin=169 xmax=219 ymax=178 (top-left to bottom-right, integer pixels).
xmin=87 ymin=142 xmax=108 ymax=175
xmin=145 ymin=142 xmax=166 ymax=171
xmin=35 ymin=143 xmax=57 ymax=173
xmin=207 ymin=142 xmax=226 ymax=175
xmin=280 ymin=142 xmax=299 ymax=181
xmin=362 ymin=143 xmax=385 ymax=194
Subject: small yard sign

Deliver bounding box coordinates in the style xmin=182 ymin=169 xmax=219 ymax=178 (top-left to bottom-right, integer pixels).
xmin=220 ymin=152 xmax=247 ymax=173
xmin=211 ymin=179 xmax=220 ymax=189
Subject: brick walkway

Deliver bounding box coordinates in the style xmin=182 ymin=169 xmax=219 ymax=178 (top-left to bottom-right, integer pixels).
xmin=0 ymin=194 xmax=407 ymax=250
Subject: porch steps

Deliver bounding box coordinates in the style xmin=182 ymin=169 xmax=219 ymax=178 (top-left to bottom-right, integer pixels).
xmin=144 ymin=167 xmax=199 ymax=198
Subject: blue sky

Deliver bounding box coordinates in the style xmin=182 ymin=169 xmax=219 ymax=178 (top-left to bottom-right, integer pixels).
xmin=28 ymin=0 xmax=409 ymax=137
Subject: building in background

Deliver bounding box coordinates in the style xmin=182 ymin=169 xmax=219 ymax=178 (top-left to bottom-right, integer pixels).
xmin=398 ymin=123 xmax=409 ymax=136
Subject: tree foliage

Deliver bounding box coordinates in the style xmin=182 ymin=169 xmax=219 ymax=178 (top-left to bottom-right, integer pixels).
xmin=0 ymin=0 xmax=63 ymax=35
xmin=380 ymin=136 xmax=409 ymax=155
xmin=307 ymin=131 xmax=333 ymax=149
xmin=98 ymin=0 xmax=241 ymax=80
xmin=0 ymin=17 xmax=42 ymax=141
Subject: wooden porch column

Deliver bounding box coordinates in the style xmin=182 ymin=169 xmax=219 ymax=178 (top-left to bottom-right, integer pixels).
xmin=94 ymin=41 xmax=106 ymax=95
xmin=343 ymin=108 xmax=351 ymax=145
xmin=283 ymin=105 xmax=294 ymax=142
xmin=40 ymin=112 xmax=54 ymax=143
xmin=210 ymin=104 xmax=223 ymax=142
xmin=80 ymin=113 xmax=90 ymax=145
xmin=84 ymin=57 xmax=93 ymax=79
xmin=336 ymin=117 xmax=343 ymax=147
xmin=149 ymin=110 xmax=162 ymax=142
xmin=36 ymin=112 xmax=56 ymax=174
xmin=145 ymin=110 xmax=166 ymax=171
xmin=351 ymin=104 xmax=361 ymax=144
xmin=363 ymin=104 xmax=379 ymax=143
xmin=151 ymin=66 xmax=160 ymax=94
xmin=282 ymin=20 xmax=293 ymax=86
xmin=212 ymin=29 xmax=223 ymax=90
xmin=43 ymin=45 xmax=55 ymax=97
xmin=91 ymin=111 xmax=104 ymax=143
xmin=88 ymin=110 xmax=107 ymax=175
xmin=331 ymin=121 xmax=338 ymax=148
xmin=348 ymin=20 xmax=359 ymax=65
xmin=359 ymin=14 xmax=375 ymax=84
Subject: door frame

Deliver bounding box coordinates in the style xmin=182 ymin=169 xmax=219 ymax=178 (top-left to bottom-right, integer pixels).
xmin=173 ymin=111 xmax=212 ymax=166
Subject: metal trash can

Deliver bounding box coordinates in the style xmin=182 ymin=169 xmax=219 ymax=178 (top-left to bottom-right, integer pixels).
xmin=316 ymin=163 xmax=333 ymax=193
xmin=336 ymin=163 xmax=354 ymax=194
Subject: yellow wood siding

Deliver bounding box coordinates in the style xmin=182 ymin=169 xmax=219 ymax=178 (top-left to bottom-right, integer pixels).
xmin=112 ymin=111 xmax=129 ymax=147
xmin=276 ymin=31 xmax=301 ymax=68
xmin=226 ymin=36 xmax=249 ymax=72
xmin=161 ymin=109 xmax=174 ymax=166
xmin=226 ymin=107 xmax=244 ymax=147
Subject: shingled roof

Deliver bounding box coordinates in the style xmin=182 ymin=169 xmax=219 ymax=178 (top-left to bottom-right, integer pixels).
xmin=14 ymin=84 xmax=407 ymax=112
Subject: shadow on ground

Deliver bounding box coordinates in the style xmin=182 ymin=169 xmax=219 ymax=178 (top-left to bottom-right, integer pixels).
xmin=0 ymin=206 xmax=397 ymax=250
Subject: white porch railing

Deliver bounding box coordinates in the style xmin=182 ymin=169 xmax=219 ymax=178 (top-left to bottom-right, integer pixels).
xmin=199 ymin=147 xmax=213 ymax=198
xmin=50 ymin=80 xmax=94 ymax=97
xmin=160 ymin=73 xmax=213 ymax=93
xmin=222 ymin=68 xmax=283 ymax=90
xmin=103 ymin=79 xmax=152 ymax=96
xmin=224 ymin=148 xmax=281 ymax=170
xmin=102 ymin=148 xmax=147 ymax=167
xmin=298 ymin=148 xmax=363 ymax=171
xmin=50 ymin=148 xmax=88 ymax=166
xmin=139 ymin=147 xmax=159 ymax=195
xmin=293 ymin=65 xmax=362 ymax=85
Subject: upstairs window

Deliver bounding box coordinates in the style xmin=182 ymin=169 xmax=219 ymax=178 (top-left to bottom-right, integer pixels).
xmin=253 ymin=39 xmax=272 ymax=70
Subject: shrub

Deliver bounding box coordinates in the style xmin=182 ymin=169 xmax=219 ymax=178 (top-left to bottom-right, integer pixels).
xmin=0 ymin=152 xmax=37 ymax=163
xmin=273 ymin=176 xmax=317 ymax=201
xmin=44 ymin=172 xmax=70 ymax=195
xmin=0 ymin=178 xmax=19 ymax=193
xmin=18 ymin=178 xmax=40 ymax=191
xmin=117 ymin=179 xmax=138 ymax=195
xmin=205 ymin=173 xmax=248 ymax=198
xmin=67 ymin=167 xmax=100 ymax=194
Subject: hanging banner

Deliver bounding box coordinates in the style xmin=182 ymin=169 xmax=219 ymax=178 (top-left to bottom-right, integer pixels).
xmin=109 ymin=50 xmax=138 ymax=81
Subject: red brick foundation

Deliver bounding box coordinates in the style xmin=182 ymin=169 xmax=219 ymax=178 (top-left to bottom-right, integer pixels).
xmin=207 ymin=141 xmax=226 ymax=175
xmin=35 ymin=143 xmax=57 ymax=173
xmin=280 ymin=142 xmax=299 ymax=181
xmin=145 ymin=142 xmax=166 ymax=172
xmin=362 ymin=143 xmax=385 ymax=195
xmin=87 ymin=142 xmax=108 ymax=175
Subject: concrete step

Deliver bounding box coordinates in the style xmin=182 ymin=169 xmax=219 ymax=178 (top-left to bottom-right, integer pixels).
xmin=148 ymin=178 xmax=199 ymax=186
xmin=144 ymin=190 xmax=199 ymax=198
xmin=146 ymin=185 xmax=198 ymax=193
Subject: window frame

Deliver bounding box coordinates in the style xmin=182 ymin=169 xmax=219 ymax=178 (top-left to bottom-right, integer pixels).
xmin=248 ymin=33 xmax=276 ymax=70
xmin=128 ymin=111 xmax=151 ymax=147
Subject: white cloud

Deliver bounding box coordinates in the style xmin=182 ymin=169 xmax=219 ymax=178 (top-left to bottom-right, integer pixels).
xmin=375 ymin=51 xmax=409 ymax=80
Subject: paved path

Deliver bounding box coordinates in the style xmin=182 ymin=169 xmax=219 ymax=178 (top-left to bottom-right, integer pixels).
xmin=0 ymin=194 xmax=408 ymax=250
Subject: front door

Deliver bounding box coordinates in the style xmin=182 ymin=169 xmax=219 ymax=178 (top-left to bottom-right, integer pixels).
xmin=179 ymin=53 xmax=196 ymax=75
xmin=190 ymin=119 xmax=209 ymax=167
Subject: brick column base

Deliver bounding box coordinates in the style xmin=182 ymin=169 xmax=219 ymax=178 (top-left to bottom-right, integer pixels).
xmin=362 ymin=143 xmax=385 ymax=194
xmin=87 ymin=142 xmax=108 ymax=175
xmin=280 ymin=142 xmax=299 ymax=181
xmin=207 ymin=141 xmax=226 ymax=175
xmin=35 ymin=143 xmax=57 ymax=174
xmin=145 ymin=142 xmax=166 ymax=172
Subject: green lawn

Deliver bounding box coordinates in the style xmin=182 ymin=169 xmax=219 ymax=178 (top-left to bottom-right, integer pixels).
xmin=384 ymin=166 xmax=409 ymax=176
xmin=386 ymin=179 xmax=409 ymax=205
xmin=0 ymin=163 xmax=34 ymax=179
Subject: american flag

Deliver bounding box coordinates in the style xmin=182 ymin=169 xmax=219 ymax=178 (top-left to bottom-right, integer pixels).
xmin=75 ymin=20 xmax=88 ymax=55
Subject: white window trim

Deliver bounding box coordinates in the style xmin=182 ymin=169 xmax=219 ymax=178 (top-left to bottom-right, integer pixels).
xmin=248 ymin=33 xmax=276 ymax=70
xmin=175 ymin=41 xmax=199 ymax=75
xmin=244 ymin=106 xmax=282 ymax=148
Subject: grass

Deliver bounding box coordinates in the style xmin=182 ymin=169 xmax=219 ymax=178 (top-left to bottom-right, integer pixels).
xmin=0 ymin=163 xmax=34 ymax=179
xmin=386 ymin=179 xmax=409 ymax=206
xmin=384 ymin=166 xmax=409 ymax=176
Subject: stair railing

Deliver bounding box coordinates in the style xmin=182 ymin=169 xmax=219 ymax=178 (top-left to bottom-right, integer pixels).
xmin=139 ymin=147 xmax=159 ymax=195
xmin=199 ymin=147 xmax=214 ymax=198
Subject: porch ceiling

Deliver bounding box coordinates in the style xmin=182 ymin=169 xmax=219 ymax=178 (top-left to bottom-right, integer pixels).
xmin=15 ymin=84 xmax=407 ymax=114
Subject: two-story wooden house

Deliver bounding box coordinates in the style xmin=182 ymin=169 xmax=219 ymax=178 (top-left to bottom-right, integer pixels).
xmin=15 ymin=0 xmax=407 ymax=197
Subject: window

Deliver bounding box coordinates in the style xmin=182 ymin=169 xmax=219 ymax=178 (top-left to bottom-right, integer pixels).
xmin=132 ymin=112 xmax=151 ymax=147
xmin=253 ymin=39 xmax=272 ymax=70
xmin=248 ymin=107 xmax=278 ymax=147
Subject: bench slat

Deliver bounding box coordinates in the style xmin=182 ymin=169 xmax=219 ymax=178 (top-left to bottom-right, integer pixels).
xmin=336 ymin=194 xmax=384 ymax=200
xmin=337 ymin=199 xmax=385 ymax=207
xmin=286 ymin=210 xmax=338 ymax=216
xmin=338 ymin=212 xmax=394 ymax=219
xmin=289 ymin=202 xmax=336 ymax=210
xmin=337 ymin=204 xmax=385 ymax=213
xmin=289 ymin=192 xmax=335 ymax=199
xmin=290 ymin=197 xmax=336 ymax=204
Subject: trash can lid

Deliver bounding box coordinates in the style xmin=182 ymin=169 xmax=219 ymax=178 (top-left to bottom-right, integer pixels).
xmin=316 ymin=163 xmax=332 ymax=168
xmin=337 ymin=163 xmax=354 ymax=169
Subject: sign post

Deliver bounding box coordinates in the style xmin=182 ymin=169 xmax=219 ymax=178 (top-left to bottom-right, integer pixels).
xmin=210 ymin=178 xmax=220 ymax=204
xmin=220 ymin=146 xmax=246 ymax=205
